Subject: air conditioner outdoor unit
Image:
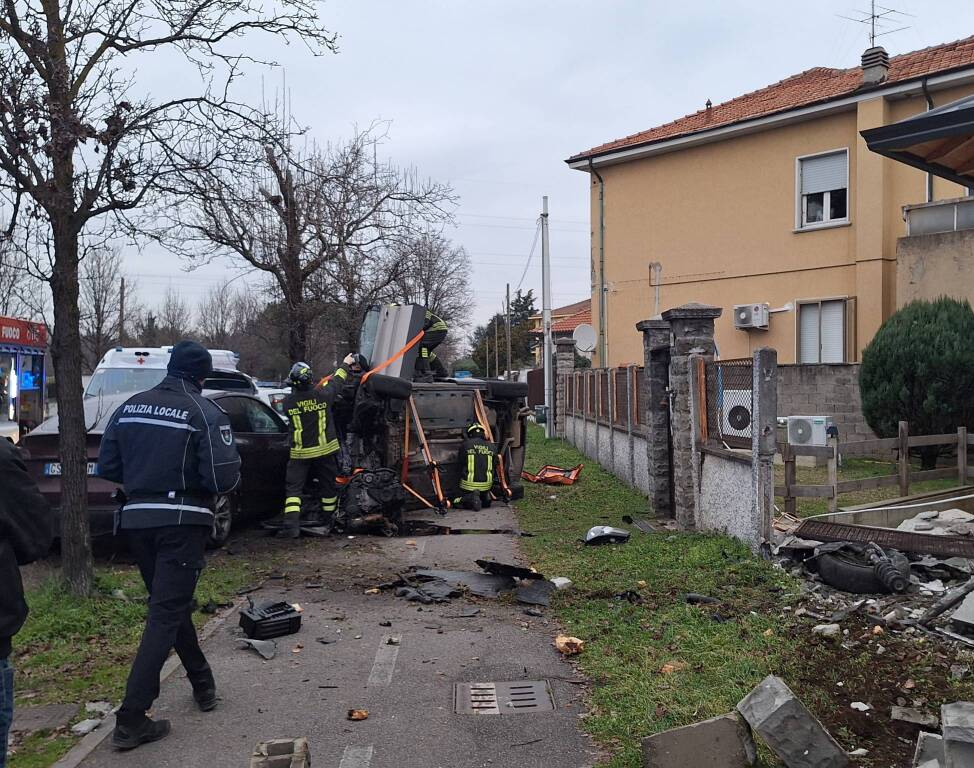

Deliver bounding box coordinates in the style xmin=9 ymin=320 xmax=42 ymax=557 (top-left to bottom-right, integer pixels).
xmin=787 ymin=416 xmax=831 ymax=447
xmin=733 ymin=303 xmax=770 ymax=330
xmin=719 ymin=389 xmax=752 ymax=439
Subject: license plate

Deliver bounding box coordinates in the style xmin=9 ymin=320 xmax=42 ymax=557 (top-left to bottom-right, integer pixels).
xmin=44 ymin=462 xmax=99 ymax=477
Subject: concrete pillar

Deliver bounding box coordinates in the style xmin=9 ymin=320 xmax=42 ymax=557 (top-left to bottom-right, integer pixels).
xmin=554 ymin=337 xmax=575 ymax=438
xmin=636 ymin=318 xmax=672 ymax=517
xmin=752 ymin=347 xmax=778 ymax=547
xmin=661 ymin=303 xmax=722 ymax=529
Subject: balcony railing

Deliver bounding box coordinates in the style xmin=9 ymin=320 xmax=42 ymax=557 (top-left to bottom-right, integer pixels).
xmin=904 ymin=196 xmax=974 ymax=236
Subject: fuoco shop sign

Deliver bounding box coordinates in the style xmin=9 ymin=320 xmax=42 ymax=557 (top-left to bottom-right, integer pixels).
xmin=0 ymin=316 xmax=48 ymax=348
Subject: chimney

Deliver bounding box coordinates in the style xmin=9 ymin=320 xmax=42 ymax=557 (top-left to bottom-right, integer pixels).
xmin=861 ymin=46 xmax=890 ymax=86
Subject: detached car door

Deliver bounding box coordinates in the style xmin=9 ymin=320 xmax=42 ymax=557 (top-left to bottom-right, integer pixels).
xmin=215 ymin=395 xmax=289 ymax=520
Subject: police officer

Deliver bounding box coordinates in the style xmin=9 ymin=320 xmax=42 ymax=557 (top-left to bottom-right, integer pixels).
xmin=416 ymin=308 xmax=448 ymax=380
xmin=279 ymin=354 xmax=362 ymax=538
xmin=452 ymin=422 xmax=497 ymax=511
xmin=98 ymin=341 xmax=241 ymax=750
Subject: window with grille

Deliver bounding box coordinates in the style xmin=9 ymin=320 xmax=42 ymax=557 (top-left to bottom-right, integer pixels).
xmin=797 ymin=150 xmax=848 ymax=229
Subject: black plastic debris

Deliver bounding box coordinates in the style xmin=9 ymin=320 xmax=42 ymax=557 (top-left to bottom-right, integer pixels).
xmin=239 ymin=600 xmax=302 ymax=640
xmin=584 ymin=526 xmax=631 ymax=545
xmin=685 ymin=593 xmax=721 ymax=605
xmin=413 ymin=569 xmax=516 ymax=598
xmin=476 ymin=560 xmax=544 ymax=581
xmin=443 ymin=607 xmax=482 ymax=618
xmin=516 ymin=580 xmax=557 ymax=607
xmin=395 ymin=580 xmax=459 ymax=605
xmin=613 ymin=590 xmax=643 ymax=604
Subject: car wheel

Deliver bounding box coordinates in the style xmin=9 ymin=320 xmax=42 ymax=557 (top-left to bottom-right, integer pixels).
xmin=208 ymin=495 xmax=235 ymax=549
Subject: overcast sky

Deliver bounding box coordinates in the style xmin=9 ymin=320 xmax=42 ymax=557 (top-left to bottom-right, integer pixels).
xmin=131 ymin=0 xmax=974 ymax=345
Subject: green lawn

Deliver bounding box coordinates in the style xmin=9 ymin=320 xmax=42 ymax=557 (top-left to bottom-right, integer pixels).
xmin=515 ymin=424 xmax=974 ymax=768
xmin=775 ymin=456 xmax=962 ymax=517
xmin=8 ymin=547 xmax=280 ymax=768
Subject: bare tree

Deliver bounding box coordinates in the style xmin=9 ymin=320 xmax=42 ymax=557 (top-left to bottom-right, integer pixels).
xmin=158 ymin=287 xmax=193 ymax=345
xmin=168 ymin=124 xmax=455 ymax=362
xmin=394 ymin=231 xmax=473 ymax=332
xmin=79 ymin=247 xmax=139 ymax=371
xmin=0 ymin=0 xmax=334 ymax=594
xmin=196 ymin=279 xmax=236 ymax=349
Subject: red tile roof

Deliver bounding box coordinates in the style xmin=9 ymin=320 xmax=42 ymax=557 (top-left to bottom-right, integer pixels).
xmin=569 ymin=36 xmax=974 ymax=163
xmin=551 ymin=307 xmax=592 ymax=333
xmin=529 ymin=298 xmax=591 ymax=321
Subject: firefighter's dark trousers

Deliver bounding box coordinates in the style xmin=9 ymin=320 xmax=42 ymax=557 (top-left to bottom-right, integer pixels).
xmin=283 ymin=454 xmax=340 ymax=528
xmin=452 ymin=491 xmax=492 ymax=511
xmin=117 ymin=525 xmax=212 ymax=726
xmin=417 ymin=328 xmax=447 ymax=378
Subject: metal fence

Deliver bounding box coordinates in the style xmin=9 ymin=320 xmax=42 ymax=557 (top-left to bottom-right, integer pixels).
xmin=704 ymin=357 xmax=753 ymax=448
xmin=565 ymin=366 xmax=648 ymax=429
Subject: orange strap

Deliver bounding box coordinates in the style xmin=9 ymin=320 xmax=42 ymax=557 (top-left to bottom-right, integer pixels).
xmin=362 ymin=330 xmax=426 ymax=384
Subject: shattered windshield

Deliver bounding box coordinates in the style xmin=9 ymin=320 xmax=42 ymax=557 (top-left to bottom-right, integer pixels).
xmin=84 ymin=368 xmax=167 ymax=398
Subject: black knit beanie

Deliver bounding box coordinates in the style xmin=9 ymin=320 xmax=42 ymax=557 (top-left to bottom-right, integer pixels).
xmin=168 ymin=340 xmax=213 ymax=381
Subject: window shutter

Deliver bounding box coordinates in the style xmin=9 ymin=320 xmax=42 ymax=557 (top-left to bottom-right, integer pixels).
xmin=820 ymin=300 xmax=845 ymax=363
xmin=799 ymin=304 xmax=820 ymax=363
xmin=801 ymin=152 xmax=847 ymax=194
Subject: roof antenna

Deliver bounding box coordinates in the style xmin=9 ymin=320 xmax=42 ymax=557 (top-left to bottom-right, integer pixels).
xmin=837 ymin=0 xmax=913 ymax=48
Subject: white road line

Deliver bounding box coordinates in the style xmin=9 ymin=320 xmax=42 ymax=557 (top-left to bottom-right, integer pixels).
xmin=367 ymin=635 xmax=401 ymax=686
xmin=339 ymin=745 xmax=374 ymax=768
xmin=407 ymin=538 xmax=428 ymax=563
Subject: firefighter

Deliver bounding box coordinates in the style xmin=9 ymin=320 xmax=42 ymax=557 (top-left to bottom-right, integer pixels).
xmin=416 ymin=308 xmax=448 ymax=380
xmin=279 ymin=354 xmax=362 ymax=538
xmin=98 ymin=341 xmax=241 ymax=750
xmin=452 ymin=422 xmax=497 ymax=511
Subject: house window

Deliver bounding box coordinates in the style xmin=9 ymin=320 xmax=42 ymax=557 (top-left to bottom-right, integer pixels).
xmin=798 ymin=150 xmax=849 ymax=228
xmin=798 ymin=299 xmax=848 ymax=363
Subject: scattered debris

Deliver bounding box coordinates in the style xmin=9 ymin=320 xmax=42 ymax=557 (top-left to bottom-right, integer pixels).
xmin=848 ymin=747 xmax=868 ymax=757
xmin=794 ymin=518 xmax=974 ymax=558
xmin=737 ymin=675 xmax=849 ymax=768
xmin=239 ymin=599 xmax=302 ymax=640
xmin=641 ymin=712 xmax=756 ymax=768
xmin=621 ymin=515 xmax=657 ymax=534
xmin=812 ymin=623 xmax=842 ymax=638
xmin=347 ymin=709 xmax=369 ymax=721
xmin=412 ymin=568 xmax=515 ymax=598
xmin=475 ymin=559 xmax=543 ymax=580
xmin=84 ymin=701 xmax=113 ymax=718
xmin=201 ymin=599 xmax=232 ymax=614
xmin=315 ymin=637 xmax=334 ymax=646
xmin=660 ymin=661 xmax=688 ymax=675
xmin=913 ymin=732 xmax=944 ymax=766
xmin=379 ymin=620 xmax=392 ymax=627
xmin=584 ymin=526 xmax=630 ymax=545
xmin=251 ymin=737 xmax=310 ymax=768
xmin=70 ymin=719 xmax=102 ymax=736
xmin=550 ymin=577 xmax=572 ymax=590
xmin=891 ymin=706 xmax=939 ymax=728
xmin=443 ymin=607 xmax=481 ymax=618
xmin=364 ymin=588 xmax=380 ymax=595
xmin=685 ymin=593 xmax=720 ymax=605
xmin=521 ymin=463 xmax=583 ymax=485
xmin=238 ymin=638 xmax=278 ymax=660
xmin=516 ymin=579 xmax=557 ymax=607
xmin=523 ymin=607 xmax=544 ymax=617
xmin=850 ymin=701 xmax=871 ymax=712
xmin=554 ymin=635 xmax=585 ymax=656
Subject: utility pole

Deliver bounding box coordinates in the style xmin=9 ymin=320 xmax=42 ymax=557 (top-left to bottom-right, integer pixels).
xmin=484 ymin=334 xmax=490 ymax=379
xmin=118 ymin=277 xmax=126 ymax=346
xmin=494 ymin=318 xmax=499 ymax=379
xmin=505 ymin=283 xmax=512 ymax=382
xmin=541 ymin=196 xmax=553 ymax=438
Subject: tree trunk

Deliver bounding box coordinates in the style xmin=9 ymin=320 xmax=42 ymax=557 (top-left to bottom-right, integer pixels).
xmin=51 ymin=231 xmax=94 ymax=596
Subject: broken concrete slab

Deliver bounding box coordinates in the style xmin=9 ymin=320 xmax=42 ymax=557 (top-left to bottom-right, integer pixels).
xmin=250 ymin=737 xmax=311 ymax=768
xmin=892 ymin=706 xmax=939 ymax=728
xmin=10 ymin=703 xmax=80 ymax=734
xmin=515 ymin=579 xmax=557 ymax=607
xmin=737 ymin=675 xmax=849 ymax=768
xmin=641 ymin=712 xmax=756 ymax=768
xmin=914 ymin=732 xmax=944 ymax=767
xmin=951 ymin=593 xmax=974 ymax=634
xmin=942 ymin=702 xmax=974 ymax=768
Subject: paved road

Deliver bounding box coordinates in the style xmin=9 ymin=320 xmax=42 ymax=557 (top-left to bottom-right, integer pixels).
xmin=78 ymin=503 xmax=598 ymax=768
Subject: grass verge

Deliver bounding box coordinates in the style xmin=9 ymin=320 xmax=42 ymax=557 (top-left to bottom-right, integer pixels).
xmin=8 ymin=544 xmax=280 ymax=768
xmin=515 ymin=424 xmax=974 ymax=768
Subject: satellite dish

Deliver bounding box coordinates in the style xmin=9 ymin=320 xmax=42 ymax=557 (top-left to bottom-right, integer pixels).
xmin=572 ymin=323 xmax=596 ymax=353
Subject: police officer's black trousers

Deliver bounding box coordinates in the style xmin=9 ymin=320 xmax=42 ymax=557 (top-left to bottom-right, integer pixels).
xmin=118 ymin=525 xmax=212 ymax=725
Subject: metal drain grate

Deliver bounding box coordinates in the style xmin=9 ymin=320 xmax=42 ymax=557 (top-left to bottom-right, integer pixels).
xmin=454 ymin=680 xmax=555 ymax=715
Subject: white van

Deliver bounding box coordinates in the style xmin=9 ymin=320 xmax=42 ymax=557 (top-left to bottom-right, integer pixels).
xmin=84 ymin=346 xmax=249 ymax=399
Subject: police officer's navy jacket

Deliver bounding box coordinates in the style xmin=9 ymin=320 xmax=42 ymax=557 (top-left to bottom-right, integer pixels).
xmin=98 ymin=374 xmax=242 ymax=529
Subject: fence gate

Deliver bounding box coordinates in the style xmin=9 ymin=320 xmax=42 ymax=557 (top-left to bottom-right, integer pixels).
xmin=704 ymin=358 xmax=753 ymax=449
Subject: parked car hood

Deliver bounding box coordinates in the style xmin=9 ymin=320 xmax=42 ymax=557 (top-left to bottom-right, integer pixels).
xmin=28 ymin=393 xmax=130 ymax=438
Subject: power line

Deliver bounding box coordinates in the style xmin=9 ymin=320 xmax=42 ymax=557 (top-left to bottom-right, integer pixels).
xmin=514 ymin=219 xmax=542 ymax=293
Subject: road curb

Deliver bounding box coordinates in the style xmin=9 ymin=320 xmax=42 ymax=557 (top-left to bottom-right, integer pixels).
xmin=50 ymin=597 xmax=243 ymax=768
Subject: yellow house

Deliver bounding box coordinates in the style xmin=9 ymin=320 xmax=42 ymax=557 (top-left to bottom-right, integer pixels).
xmin=567 ymin=38 xmax=974 ymax=367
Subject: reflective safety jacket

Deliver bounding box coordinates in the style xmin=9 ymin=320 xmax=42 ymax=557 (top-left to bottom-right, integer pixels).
xmin=283 ymin=364 xmax=353 ymax=459
xmin=458 ymin=435 xmax=496 ymax=492
xmin=424 ymin=309 xmax=448 ymax=334
xmin=98 ymin=374 xmax=242 ymax=529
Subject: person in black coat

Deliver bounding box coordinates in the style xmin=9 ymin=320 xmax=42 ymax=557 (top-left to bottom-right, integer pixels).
xmin=0 ymin=439 xmax=53 ymax=768
xmin=98 ymin=341 xmax=241 ymax=750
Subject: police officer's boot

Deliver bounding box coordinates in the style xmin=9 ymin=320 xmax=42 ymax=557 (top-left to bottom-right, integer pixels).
xmin=276 ymin=512 xmax=301 ymax=539
xmin=112 ymin=714 xmax=171 ymax=750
